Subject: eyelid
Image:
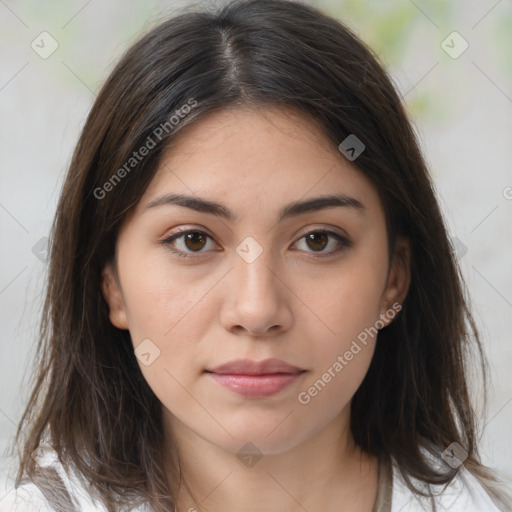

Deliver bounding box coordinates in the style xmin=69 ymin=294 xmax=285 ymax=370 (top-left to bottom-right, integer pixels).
xmin=294 ymin=223 xmax=350 ymax=241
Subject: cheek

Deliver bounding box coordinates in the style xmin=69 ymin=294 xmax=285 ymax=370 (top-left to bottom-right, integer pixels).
xmin=299 ymin=256 xmax=386 ymax=342
xmin=118 ymin=247 xmax=210 ymax=332
xmin=116 ymin=249 xmax=219 ymax=387
xmin=295 ymin=303 xmax=379 ymax=423
xmin=293 ymin=254 xmax=386 ymax=404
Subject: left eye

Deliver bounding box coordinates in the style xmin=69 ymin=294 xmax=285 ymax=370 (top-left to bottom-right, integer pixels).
xmin=161 ymin=229 xmax=350 ymax=259
xmin=293 ymin=230 xmax=349 ymax=256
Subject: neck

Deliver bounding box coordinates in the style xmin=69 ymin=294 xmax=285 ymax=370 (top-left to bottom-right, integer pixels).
xmin=163 ymin=408 xmax=379 ymax=512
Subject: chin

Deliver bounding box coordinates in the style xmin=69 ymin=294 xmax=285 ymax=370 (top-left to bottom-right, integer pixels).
xmin=199 ymin=416 xmax=309 ymax=456
xmin=219 ymin=433 xmax=303 ymax=458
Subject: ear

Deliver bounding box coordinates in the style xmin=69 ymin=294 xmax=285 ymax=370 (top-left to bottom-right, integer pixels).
xmin=101 ymin=262 xmax=129 ymax=330
xmin=379 ymin=236 xmax=410 ymax=326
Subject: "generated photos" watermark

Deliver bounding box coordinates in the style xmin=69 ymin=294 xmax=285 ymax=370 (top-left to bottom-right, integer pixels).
xmin=297 ymin=302 xmax=402 ymax=405
xmin=94 ymin=97 xmax=198 ymax=200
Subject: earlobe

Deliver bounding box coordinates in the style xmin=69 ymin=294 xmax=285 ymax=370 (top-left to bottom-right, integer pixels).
xmin=379 ymin=237 xmax=411 ymax=325
xmin=101 ymin=263 xmax=129 ymax=330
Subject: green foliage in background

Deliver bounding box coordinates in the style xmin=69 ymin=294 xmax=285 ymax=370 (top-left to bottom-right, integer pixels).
xmin=18 ymin=0 xmax=511 ymax=125
xmin=322 ymin=0 xmax=511 ymax=122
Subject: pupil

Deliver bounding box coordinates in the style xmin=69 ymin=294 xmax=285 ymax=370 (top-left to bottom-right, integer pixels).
xmin=307 ymin=233 xmax=328 ymax=251
xmin=185 ymin=233 xmax=206 ymax=251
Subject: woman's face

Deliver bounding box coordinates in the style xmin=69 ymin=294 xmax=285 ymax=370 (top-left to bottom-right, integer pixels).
xmin=101 ymin=106 xmax=409 ymax=456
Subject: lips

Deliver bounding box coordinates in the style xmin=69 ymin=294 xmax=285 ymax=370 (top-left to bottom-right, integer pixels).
xmin=206 ymin=358 xmax=304 ymax=375
xmin=205 ymin=358 xmax=306 ymax=398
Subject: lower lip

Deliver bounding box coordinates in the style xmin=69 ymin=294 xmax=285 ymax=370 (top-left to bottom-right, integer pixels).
xmin=208 ymin=372 xmax=304 ymax=398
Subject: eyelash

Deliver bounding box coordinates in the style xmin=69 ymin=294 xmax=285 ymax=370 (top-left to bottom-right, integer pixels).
xmin=160 ymin=228 xmax=352 ymax=259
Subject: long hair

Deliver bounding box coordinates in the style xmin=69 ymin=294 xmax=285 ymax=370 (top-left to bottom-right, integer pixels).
xmin=9 ymin=0 xmax=511 ymax=510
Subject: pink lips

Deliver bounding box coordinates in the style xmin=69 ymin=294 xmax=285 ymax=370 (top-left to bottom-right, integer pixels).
xmin=206 ymin=358 xmax=306 ymax=398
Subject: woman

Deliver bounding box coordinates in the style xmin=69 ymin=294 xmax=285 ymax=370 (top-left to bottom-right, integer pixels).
xmin=4 ymin=0 xmax=511 ymax=510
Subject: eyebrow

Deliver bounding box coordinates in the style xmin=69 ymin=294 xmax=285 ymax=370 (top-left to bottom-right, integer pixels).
xmin=145 ymin=193 xmax=365 ymax=221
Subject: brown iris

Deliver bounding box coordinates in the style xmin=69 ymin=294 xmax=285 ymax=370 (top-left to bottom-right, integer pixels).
xmin=305 ymin=232 xmax=328 ymax=251
xmin=184 ymin=232 xmax=208 ymax=251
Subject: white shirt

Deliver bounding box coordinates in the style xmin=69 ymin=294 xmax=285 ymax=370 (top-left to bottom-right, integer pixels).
xmin=389 ymin=459 xmax=504 ymax=511
xmin=0 ymin=447 xmax=504 ymax=511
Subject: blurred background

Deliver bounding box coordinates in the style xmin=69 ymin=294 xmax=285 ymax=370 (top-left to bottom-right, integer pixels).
xmin=1 ymin=0 xmax=511 ymax=501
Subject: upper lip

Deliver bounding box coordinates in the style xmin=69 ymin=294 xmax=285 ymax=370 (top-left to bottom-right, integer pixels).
xmin=207 ymin=358 xmax=304 ymax=375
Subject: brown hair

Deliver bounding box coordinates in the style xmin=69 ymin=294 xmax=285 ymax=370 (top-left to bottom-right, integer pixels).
xmin=9 ymin=0 xmax=511 ymax=510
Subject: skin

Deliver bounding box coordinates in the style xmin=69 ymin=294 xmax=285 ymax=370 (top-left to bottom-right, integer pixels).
xmin=101 ymin=106 xmax=410 ymax=512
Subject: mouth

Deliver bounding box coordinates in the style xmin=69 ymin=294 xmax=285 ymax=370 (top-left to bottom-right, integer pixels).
xmin=205 ymin=358 xmax=307 ymax=398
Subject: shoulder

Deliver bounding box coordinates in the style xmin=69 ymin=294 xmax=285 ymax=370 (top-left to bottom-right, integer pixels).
xmin=390 ymin=458 xmax=505 ymax=511
xmin=0 ymin=448 xmax=151 ymax=512
xmin=0 ymin=450 xmax=102 ymax=512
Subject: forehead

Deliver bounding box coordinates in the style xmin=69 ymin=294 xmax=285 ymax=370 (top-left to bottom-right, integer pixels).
xmin=137 ymin=106 xmax=381 ymax=220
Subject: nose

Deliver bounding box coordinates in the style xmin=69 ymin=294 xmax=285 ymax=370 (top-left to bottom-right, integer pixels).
xmin=219 ymin=243 xmax=293 ymax=337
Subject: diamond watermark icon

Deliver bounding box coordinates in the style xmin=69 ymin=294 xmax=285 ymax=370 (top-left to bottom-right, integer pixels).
xmin=236 ymin=236 xmax=263 ymax=264
xmin=441 ymin=32 xmax=468 ymax=59
xmin=237 ymin=442 xmax=263 ymax=468
xmin=31 ymin=32 xmax=59 ymax=59
xmin=338 ymin=134 xmax=365 ymax=161
xmin=32 ymin=237 xmax=50 ymax=263
xmin=31 ymin=442 xmax=57 ymax=468
xmin=134 ymin=338 xmax=161 ymax=366
xmin=442 ymin=441 xmax=468 ymax=469
xmin=450 ymin=236 xmax=468 ymax=259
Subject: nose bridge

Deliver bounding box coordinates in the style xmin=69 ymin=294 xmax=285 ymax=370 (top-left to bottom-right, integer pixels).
xmin=221 ymin=235 xmax=290 ymax=335
xmin=234 ymin=235 xmax=279 ymax=297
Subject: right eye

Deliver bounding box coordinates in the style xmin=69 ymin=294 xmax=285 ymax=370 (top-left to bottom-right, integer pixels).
xmin=160 ymin=229 xmax=221 ymax=259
